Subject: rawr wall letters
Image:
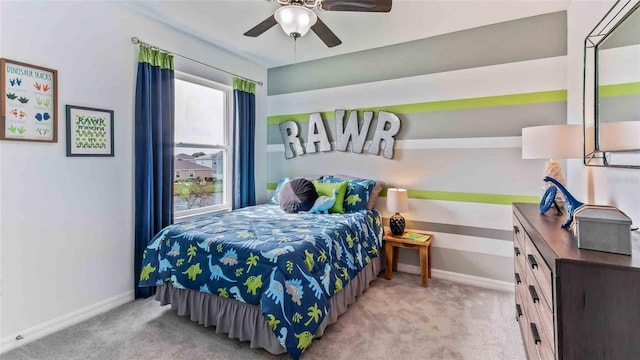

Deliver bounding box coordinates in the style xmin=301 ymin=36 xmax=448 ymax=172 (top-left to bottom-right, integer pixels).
xmin=279 ymin=110 xmax=401 ymax=160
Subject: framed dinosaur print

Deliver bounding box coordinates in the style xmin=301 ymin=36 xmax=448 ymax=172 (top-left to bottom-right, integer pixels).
xmin=0 ymin=58 xmax=58 ymax=142
xmin=66 ymin=105 xmax=114 ymax=157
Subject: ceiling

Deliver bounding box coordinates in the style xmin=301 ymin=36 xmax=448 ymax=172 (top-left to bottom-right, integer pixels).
xmin=126 ymin=0 xmax=571 ymax=68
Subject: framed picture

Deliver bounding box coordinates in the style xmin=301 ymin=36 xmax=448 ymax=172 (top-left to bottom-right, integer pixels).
xmin=0 ymin=58 xmax=58 ymax=142
xmin=66 ymin=105 xmax=114 ymax=157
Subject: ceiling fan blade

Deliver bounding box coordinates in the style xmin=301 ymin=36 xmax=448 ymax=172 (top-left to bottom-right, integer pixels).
xmin=311 ymin=18 xmax=342 ymax=48
xmin=243 ymin=15 xmax=278 ymax=37
xmin=320 ymin=0 xmax=392 ymax=12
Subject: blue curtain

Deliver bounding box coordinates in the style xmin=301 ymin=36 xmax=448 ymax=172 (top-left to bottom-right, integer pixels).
xmin=134 ymin=45 xmax=175 ymax=299
xmin=232 ymin=78 xmax=256 ymax=209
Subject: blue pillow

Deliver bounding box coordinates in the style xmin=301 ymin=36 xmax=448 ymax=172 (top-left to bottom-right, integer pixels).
xmin=316 ymin=177 xmax=375 ymax=212
xmin=269 ymin=177 xmax=293 ymax=204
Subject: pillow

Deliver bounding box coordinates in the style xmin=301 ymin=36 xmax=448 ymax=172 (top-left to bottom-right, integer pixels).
xmin=345 ymin=179 xmax=376 ymax=212
xmin=278 ymin=178 xmax=318 ymax=213
xmin=313 ymin=179 xmax=348 ymax=214
xmin=317 ymin=177 xmax=375 ymax=212
xmin=336 ymin=174 xmax=385 ymax=210
xmin=269 ymin=177 xmax=293 ymax=204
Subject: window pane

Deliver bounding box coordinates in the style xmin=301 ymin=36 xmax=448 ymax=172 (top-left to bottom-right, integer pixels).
xmin=174 ymin=147 xmax=226 ymax=213
xmin=175 ymin=79 xmax=225 ymax=146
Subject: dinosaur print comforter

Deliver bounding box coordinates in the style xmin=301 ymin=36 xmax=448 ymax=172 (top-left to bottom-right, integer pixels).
xmin=139 ymin=204 xmax=383 ymax=359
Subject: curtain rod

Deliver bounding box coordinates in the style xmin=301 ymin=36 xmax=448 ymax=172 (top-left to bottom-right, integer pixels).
xmin=131 ymin=36 xmax=263 ymax=86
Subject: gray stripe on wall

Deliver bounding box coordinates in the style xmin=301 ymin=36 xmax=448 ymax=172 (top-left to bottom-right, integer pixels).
xmin=599 ymin=95 xmax=640 ymax=124
xmin=267 ymin=102 xmax=567 ymax=144
xmin=599 ymin=10 xmax=640 ymax=49
xmin=267 ymin=147 xmax=547 ymax=196
xmin=397 ymin=247 xmax=513 ymax=282
xmin=382 ymin=218 xmax=513 ymax=241
xmin=268 ymin=11 xmax=567 ymax=95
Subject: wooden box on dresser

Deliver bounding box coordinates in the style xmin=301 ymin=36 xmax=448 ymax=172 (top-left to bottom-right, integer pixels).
xmin=513 ymin=203 xmax=640 ymax=360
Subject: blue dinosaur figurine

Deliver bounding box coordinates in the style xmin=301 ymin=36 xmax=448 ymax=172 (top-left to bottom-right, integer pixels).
xmin=308 ymin=188 xmax=339 ymax=214
xmin=543 ymin=176 xmax=584 ymax=229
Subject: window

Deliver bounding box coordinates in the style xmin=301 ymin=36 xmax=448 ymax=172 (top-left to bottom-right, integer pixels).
xmin=173 ymin=73 xmax=232 ymax=217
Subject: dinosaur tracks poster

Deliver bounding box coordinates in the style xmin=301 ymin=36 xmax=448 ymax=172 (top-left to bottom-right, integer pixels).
xmin=1 ymin=58 xmax=58 ymax=142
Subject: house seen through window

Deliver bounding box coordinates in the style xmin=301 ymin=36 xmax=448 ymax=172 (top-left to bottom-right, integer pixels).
xmin=174 ymin=74 xmax=232 ymax=216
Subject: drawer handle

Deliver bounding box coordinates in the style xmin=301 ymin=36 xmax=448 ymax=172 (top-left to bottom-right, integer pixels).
xmin=528 ymin=285 xmax=539 ymax=303
xmin=514 ymin=247 xmax=521 ymax=256
xmin=530 ymin=323 xmax=542 ymax=344
xmin=515 ymin=272 xmax=521 ymax=284
xmin=513 ymin=225 xmax=520 ymax=234
xmin=516 ymin=304 xmax=523 ymax=318
xmin=527 ymin=254 xmax=538 ymax=269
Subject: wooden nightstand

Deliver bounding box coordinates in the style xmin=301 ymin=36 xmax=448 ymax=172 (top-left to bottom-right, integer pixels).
xmin=383 ymin=232 xmax=433 ymax=287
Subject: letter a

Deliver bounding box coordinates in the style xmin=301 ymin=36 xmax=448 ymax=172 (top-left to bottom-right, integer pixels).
xmin=305 ymin=113 xmax=331 ymax=154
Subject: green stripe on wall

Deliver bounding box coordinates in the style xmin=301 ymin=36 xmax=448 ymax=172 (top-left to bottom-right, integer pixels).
xmin=266 ymin=183 xmax=539 ymax=205
xmin=267 ymin=90 xmax=567 ymax=124
xmin=599 ymin=82 xmax=640 ymax=98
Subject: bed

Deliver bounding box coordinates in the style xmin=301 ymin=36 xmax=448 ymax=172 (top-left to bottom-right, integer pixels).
xmin=139 ymin=203 xmax=384 ymax=359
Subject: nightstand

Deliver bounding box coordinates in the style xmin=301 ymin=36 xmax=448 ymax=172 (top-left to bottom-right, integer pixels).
xmin=383 ymin=232 xmax=433 ymax=287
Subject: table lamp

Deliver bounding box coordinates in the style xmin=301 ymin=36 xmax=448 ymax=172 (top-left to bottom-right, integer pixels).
xmin=387 ymin=188 xmax=409 ymax=235
xmin=522 ymin=125 xmax=583 ymax=207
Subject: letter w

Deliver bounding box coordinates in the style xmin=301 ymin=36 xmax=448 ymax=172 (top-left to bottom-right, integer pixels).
xmin=335 ymin=110 xmax=372 ymax=153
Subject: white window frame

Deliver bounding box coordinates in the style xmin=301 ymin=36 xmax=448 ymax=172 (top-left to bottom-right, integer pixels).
xmin=173 ymin=71 xmax=233 ymax=220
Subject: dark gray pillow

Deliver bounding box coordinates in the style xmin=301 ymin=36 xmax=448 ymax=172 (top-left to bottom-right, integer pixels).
xmin=278 ymin=178 xmax=318 ymax=213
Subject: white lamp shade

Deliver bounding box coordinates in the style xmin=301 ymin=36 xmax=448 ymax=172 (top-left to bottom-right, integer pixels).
xmin=522 ymin=125 xmax=583 ymax=159
xmin=599 ymin=121 xmax=640 ymax=151
xmin=274 ymin=5 xmax=317 ymax=37
xmin=387 ymin=188 xmax=409 ymax=213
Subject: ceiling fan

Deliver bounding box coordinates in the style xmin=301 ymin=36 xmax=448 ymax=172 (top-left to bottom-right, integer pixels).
xmin=243 ymin=0 xmax=392 ymax=48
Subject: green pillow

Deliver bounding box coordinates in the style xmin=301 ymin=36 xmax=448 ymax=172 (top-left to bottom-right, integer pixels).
xmin=313 ymin=180 xmax=348 ymax=213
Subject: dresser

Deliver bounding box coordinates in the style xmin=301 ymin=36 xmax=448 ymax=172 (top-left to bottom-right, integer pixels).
xmin=513 ymin=203 xmax=640 ymax=360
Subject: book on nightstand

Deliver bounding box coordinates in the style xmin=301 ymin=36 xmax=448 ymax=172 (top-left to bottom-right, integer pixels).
xmin=400 ymin=232 xmax=430 ymax=242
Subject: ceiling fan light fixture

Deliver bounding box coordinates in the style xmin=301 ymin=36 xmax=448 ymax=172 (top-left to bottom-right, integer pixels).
xmin=274 ymin=5 xmax=318 ymax=38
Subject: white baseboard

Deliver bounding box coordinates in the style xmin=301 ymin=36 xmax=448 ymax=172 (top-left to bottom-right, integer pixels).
xmin=1 ymin=290 xmax=134 ymax=354
xmin=395 ymin=263 xmax=514 ymax=293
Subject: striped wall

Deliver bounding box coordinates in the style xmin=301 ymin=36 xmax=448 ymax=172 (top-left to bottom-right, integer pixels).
xmin=266 ymin=12 xmax=568 ymax=283
xmin=599 ymin=44 xmax=640 ymax=124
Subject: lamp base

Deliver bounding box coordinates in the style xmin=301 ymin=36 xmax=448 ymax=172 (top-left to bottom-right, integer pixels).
xmin=543 ymin=159 xmax=567 ymax=205
xmin=390 ymin=213 xmax=405 ymax=235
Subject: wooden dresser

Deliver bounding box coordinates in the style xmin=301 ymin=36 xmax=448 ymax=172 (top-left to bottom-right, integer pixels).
xmin=513 ymin=203 xmax=640 ymax=360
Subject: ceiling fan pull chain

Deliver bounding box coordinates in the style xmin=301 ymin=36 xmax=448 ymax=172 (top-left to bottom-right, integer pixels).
xmin=294 ymin=36 xmax=297 ymax=63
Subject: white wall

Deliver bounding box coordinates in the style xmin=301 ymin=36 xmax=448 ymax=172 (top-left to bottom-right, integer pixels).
xmin=566 ymin=0 xmax=640 ymax=225
xmin=0 ymin=0 xmax=266 ymax=349
xmin=0 ymin=0 xmax=3 ymax=343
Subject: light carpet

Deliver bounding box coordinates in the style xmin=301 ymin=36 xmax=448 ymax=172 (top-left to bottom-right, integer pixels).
xmin=3 ymin=273 xmax=525 ymax=360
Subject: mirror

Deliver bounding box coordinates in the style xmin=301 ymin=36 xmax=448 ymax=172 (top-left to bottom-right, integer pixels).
xmin=584 ymin=0 xmax=640 ymax=168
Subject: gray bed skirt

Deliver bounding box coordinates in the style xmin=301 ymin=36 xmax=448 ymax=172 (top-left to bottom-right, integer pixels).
xmin=155 ymin=255 xmax=382 ymax=354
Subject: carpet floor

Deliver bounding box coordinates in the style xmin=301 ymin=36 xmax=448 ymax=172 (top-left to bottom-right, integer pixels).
xmin=3 ymin=273 xmax=525 ymax=360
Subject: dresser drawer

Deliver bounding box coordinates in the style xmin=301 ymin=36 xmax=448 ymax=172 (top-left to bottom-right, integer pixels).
xmin=514 ymin=242 xmax=526 ymax=276
xmin=523 ymin=283 xmax=554 ymax=356
xmin=513 ymin=216 xmax=525 ymax=247
xmin=517 ymin=307 xmax=540 ymax=360
xmin=524 ymin=232 xmax=553 ymax=309
xmin=527 ymin=279 xmax=554 ymax=353
xmin=514 ymin=256 xmax=524 ymax=289
xmin=523 ymin=295 xmax=555 ymax=360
